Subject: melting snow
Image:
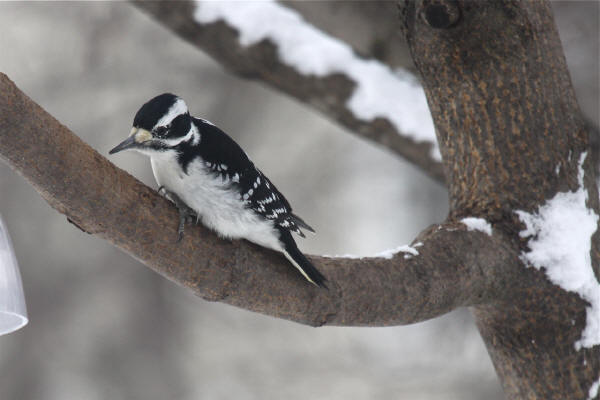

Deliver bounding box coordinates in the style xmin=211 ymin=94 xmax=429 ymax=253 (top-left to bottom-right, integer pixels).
xmin=516 ymin=152 xmax=600 ymax=350
xmin=324 ymin=244 xmax=420 ymax=260
xmin=376 ymin=245 xmax=419 ymax=260
xmin=589 ymin=376 xmax=600 ymax=400
xmin=461 ymin=217 xmax=493 ymax=236
xmin=194 ymin=1 xmax=440 ymax=160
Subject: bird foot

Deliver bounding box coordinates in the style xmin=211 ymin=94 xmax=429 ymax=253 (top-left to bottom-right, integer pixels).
xmin=158 ymin=186 xmax=197 ymax=242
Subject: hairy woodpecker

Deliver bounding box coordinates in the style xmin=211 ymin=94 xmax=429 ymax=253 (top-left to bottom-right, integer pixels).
xmin=109 ymin=93 xmax=326 ymax=288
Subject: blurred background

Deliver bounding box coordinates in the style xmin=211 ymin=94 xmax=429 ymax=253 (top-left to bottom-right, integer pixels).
xmin=0 ymin=2 xmax=596 ymax=399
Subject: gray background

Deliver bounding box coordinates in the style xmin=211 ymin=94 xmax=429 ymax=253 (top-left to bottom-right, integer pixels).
xmin=0 ymin=2 xmax=597 ymax=400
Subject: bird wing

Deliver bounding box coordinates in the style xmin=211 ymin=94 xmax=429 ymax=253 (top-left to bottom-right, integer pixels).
xmin=191 ymin=118 xmax=314 ymax=237
xmin=240 ymin=168 xmax=313 ymax=238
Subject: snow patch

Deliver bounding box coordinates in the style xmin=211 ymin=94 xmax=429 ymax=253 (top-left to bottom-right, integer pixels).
xmin=194 ymin=1 xmax=440 ymax=161
xmin=589 ymin=376 xmax=600 ymax=400
xmin=376 ymin=245 xmax=419 ymax=260
xmin=516 ymin=152 xmax=600 ymax=350
xmin=322 ymin=253 xmax=362 ymax=259
xmin=324 ymin=244 xmax=420 ymax=260
xmin=461 ymin=217 xmax=493 ymax=236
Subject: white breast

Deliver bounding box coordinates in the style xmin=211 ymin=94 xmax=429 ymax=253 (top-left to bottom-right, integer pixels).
xmin=150 ymin=154 xmax=282 ymax=251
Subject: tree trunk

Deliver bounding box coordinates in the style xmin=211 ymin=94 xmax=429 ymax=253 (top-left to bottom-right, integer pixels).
xmin=400 ymin=1 xmax=599 ymax=398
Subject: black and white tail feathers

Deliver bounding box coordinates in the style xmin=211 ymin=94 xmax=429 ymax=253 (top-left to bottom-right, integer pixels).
xmin=278 ymin=228 xmax=327 ymax=288
xmin=288 ymin=213 xmax=315 ymax=238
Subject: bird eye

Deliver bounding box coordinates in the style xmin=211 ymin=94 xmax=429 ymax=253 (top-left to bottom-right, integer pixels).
xmin=154 ymin=126 xmax=168 ymax=137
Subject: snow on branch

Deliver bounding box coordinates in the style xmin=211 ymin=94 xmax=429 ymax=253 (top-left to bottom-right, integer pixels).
xmin=589 ymin=376 xmax=600 ymax=400
xmin=131 ymin=1 xmax=445 ymax=183
xmin=460 ymin=217 xmax=493 ymax=236
xmin=194 ymin=1 xmax=440 ymax=160
xmin=326 ymin=243 xmax=423 ymax=260
xmin=517 ymin=153 xmax=600 ymax=349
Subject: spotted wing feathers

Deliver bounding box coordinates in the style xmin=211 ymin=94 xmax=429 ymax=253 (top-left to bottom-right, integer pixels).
xmin=239 ymin=169 xmax=313 ymax=237
xmin=193 ymin=119 xmax=314 ymax=237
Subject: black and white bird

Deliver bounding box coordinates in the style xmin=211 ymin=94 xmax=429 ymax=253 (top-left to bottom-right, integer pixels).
xmin=109 ymin=93 xmax=326 ymax=287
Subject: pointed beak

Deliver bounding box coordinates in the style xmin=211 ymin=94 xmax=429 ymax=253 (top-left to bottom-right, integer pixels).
xmin=109 ymin=135 xmax=136 ymax=154
xmin=109 ymin=128 xmax=151 ymax=155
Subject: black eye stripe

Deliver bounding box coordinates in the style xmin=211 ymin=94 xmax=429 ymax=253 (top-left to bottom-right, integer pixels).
xmin=154 ymin=126 xmax=169 ymax=137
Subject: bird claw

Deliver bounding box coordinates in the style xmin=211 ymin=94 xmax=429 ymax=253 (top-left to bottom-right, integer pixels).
xmin=176 ymin=218 xmax=186 ymax=243
xmin=176 ymin=210 xmax=196 ymax=242
xmin=157 ymin=186 xmax=197 ymax=242
xmin=158 ymin=186 xmax=167 ymax=198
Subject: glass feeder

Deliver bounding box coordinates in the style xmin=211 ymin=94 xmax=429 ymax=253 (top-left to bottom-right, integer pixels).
xmin=0 ymin=214 xmax=28 ymax=335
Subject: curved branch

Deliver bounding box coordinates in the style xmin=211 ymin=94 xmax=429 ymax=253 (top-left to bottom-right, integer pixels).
xmin=131 ymin=0 xmax=445 ymax=184
xmin=0 ymin=73 xmax=518 ymax=327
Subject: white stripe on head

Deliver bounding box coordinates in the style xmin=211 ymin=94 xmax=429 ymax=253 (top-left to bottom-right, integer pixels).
xmin=161 ymin=122 xmax=201 ymax=147
xmin=154 ymin=98 xmax=188 ymax=129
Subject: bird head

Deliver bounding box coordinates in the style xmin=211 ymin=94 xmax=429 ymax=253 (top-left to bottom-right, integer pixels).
xmin=109 ymin=93 xmax=194 ymax=156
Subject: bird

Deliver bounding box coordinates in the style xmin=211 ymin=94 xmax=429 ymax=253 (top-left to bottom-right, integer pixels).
xmin=109 ymin=93 xmax=326 ymax=288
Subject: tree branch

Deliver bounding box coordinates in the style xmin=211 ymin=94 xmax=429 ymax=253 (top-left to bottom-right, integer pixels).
xmin=0 ymin=72 xmax=518 ymax=327
xmin=131 ymin=0 xmax=445 ymax=184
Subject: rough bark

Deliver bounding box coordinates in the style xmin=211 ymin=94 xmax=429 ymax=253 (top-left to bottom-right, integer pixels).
xmin=131 ymin=0 xmax=445 ymax=184
xmin=400 ymin=1 xmax=599 ymax=398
